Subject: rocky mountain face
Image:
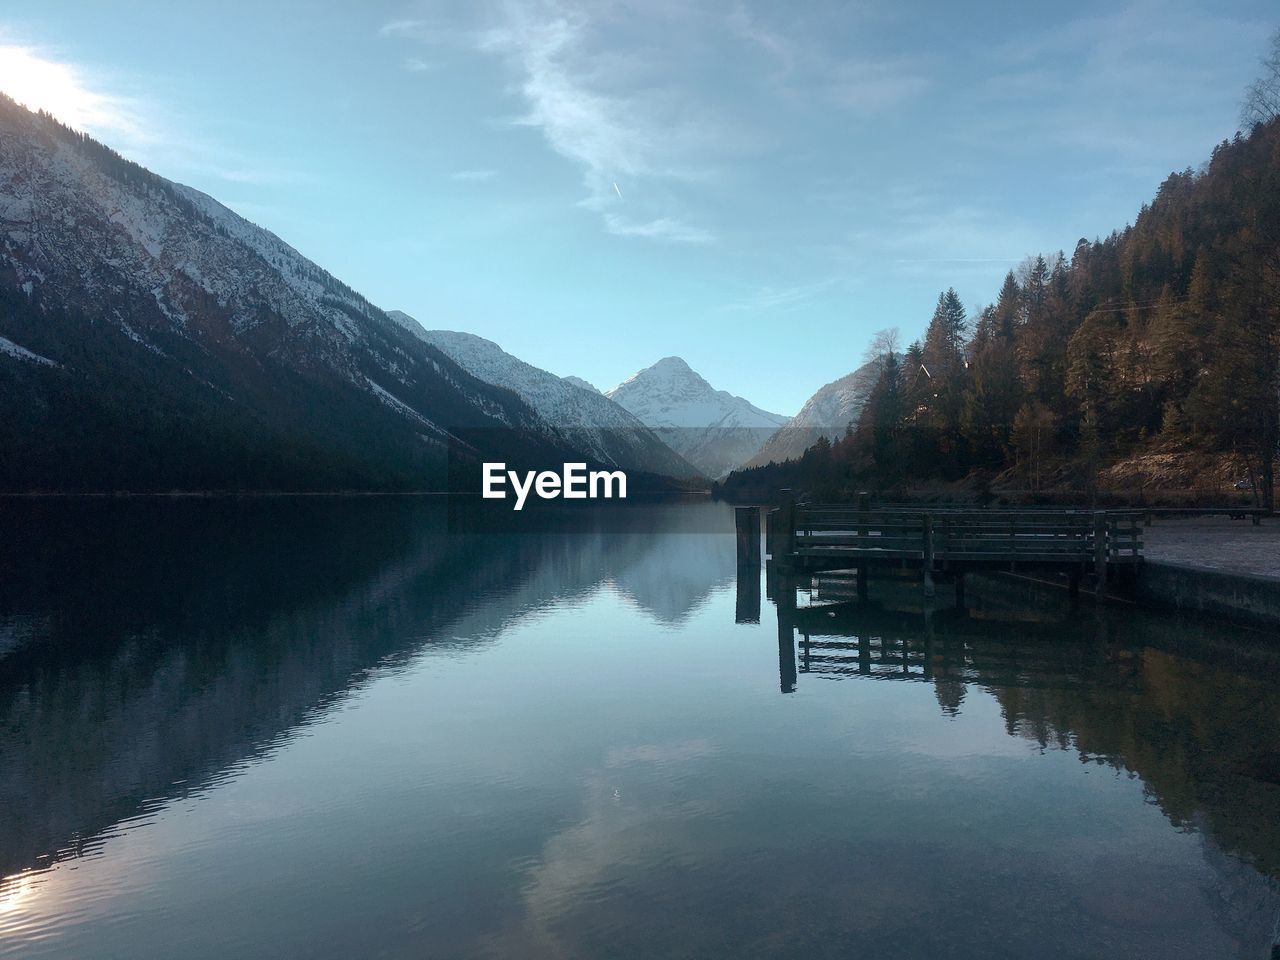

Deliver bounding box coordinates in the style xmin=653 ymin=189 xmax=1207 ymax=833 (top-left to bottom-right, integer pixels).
xmin=390 ymin=318 xmax=701 ymax=479
xmin=745 ymin=360 xmax=881 ymax=467
xmin=0 ymin=96 xmax=570 ymax=491
xmin=606 ymin=356 xmax=787 ymax=478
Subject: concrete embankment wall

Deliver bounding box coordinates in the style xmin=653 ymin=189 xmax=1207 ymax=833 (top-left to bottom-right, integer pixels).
xmin=1135 ymin=561 xmax=1280 ymax=629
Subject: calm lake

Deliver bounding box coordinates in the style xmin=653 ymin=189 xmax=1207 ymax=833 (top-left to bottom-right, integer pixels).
xmin=2 ymin=498 xmax=1279 ymax=959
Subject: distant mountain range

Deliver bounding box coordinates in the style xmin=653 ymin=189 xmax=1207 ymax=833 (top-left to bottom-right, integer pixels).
xmin=0 ymin=95 xmax=591 ymax=492
xmin=390 ymin=316 xmax=701 ymax=479
xmin=746 ymin=360 xmax=880 ymax=467
xmin=0 ymin=94 xmax=810 ymax=492
xmin=606 ymin=357 xmax=788 ymax=479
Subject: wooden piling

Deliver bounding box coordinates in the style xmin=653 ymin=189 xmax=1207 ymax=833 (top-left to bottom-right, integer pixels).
xmin=1093 ymin=511 xmax=1109 ymax=595
xmin=857 ymin=492 xmax=870 ymax=599
xmin=922 ymin=513 xmax=936 ymax=598
xmin=735 ymin=507 xmax=761 ymax=565
xmin=778 ymin=489 xmax=796 ymax=563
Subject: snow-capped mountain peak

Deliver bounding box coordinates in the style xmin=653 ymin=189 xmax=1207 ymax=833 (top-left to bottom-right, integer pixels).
xmin=605 ymin=357 xmax=787 ymax=478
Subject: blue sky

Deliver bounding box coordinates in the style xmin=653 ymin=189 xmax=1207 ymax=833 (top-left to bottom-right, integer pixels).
xmin=2 ymin=1 xmax=1274 ymax=414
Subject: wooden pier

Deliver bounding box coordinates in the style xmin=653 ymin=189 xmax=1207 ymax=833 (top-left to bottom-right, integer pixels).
xmin=763 ymin=495 xmax=1142 ymax=598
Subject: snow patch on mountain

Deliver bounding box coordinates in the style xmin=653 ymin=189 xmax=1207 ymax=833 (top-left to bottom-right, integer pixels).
xmin=0 ymin=335 xmax=57 ymax=366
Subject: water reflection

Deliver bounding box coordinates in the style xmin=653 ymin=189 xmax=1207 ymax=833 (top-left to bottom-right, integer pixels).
xmin=0 ymin=498 xmax=733 ymax=887
xmin=765 ymin=554 xmax=1280 ymax=955
xmin=1 ymin=499 xmax=1278 ymax=958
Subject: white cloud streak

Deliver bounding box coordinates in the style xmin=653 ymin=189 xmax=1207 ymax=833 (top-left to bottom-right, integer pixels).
xmin=383 ymin=2 xmax=718 ymax=243
xmin=721 ymin=277 xmax=837 ymax=312
xmin=603 ymin=214 xmax=713 ymax=243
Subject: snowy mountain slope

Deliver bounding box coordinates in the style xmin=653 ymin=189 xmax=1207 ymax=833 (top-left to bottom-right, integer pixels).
xmin=0 ymin=95 xmax=567 ymax=490
xmin=0 ymin=334 xmax=57 ymax=366
xmin=562 ymin=376 xmax=600 ymax=394
xmin=745 ymin=360 xmax=880 ymax=467
xmin=400 ymin=324 xmax=700 ymax=478
xmin=605 ymin=357 xmax=787 ymax=478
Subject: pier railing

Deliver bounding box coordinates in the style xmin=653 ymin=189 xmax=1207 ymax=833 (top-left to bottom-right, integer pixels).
xmin=765 ymin=500 xmax=1142 ymax=597
xmin=786 ymin=506 xmax=1141 ymax=565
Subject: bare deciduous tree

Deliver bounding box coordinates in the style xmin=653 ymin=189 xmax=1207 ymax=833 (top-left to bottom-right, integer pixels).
xmin=862 ymin=327 xmax=900 ymax=366
xmin=1241 ymin=28 xmax=1280 ymax=127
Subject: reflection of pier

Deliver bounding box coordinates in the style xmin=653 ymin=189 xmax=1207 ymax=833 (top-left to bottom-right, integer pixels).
xmin=736 ymin=505 xmax=1136 ymax=696
xmin=772 ymin=589 xmax=1131 ymax=694
xmin=736 ymin=505 xmax=1280 ymax=947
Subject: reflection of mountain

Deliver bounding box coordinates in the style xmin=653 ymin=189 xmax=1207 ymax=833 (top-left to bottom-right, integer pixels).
xmin=0 ymin=499 xmax=736 ymax=880
xmin=610 ymin=530 xmax=736 ymax=624
xmin=771 ymin=570 xmax=1280 ymax=903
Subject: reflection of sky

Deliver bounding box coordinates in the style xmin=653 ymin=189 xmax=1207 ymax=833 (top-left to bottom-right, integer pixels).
xmin=3 ymin=535 xmax=1278 ymax=958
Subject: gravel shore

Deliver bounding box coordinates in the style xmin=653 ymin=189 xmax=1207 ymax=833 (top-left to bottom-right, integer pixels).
xmin=1143 ymin=516 xmax=1280 ymax=580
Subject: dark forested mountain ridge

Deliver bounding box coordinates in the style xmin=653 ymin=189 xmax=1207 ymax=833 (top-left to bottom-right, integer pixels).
xmin=0 ymin=95 xmax=567 ymax=492
xmin=723 ymin=117 xmax=1280 ymax=509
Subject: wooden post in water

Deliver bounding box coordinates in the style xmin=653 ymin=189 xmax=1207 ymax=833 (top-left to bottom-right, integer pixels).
xmin=1093 ymin=511 xmax=1109 ymax=596
xmin=857 ymin=491 xmax=870 ymax=600
xmin=778 ymin=489 xmax=797 ymax=564
xmin=922 ymin=513 xmax=936 ymax=598
xmin=736 ymin=507 xmax=761 ymax=565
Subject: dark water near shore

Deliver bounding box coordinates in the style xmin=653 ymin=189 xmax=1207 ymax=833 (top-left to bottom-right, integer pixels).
xmin=2 ymin=498 xmax=1279 ymax=959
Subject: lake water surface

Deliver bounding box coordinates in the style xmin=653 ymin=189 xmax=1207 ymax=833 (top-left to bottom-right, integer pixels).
xmin=2 ymin=499 xmax=1279 ymax=959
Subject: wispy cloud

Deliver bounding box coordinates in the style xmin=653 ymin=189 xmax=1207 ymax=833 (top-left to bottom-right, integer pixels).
xmin=382 ymin=2 xmax=719 ymax=243
xmin=725 ymin=3 xmax=930 ymax=113
xmin=604 ymin=214 xmax=713 ymax=243
xmin=968 ymin=2 xmax=1266 ymax=167
xmin=721 ymin=277 xmax=837 ymax=312
xmin=481 ymin=8 xmax=706 ymax=206
xmin=379 ymin=19 xmax=434 ymax=39
xmin=450 ymin=168 xmax=497 ymax=181
xmin=826 ymin=58 xmax=930 ymax=112
xmin=178 ymin=159 xmax=318 ymax=186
